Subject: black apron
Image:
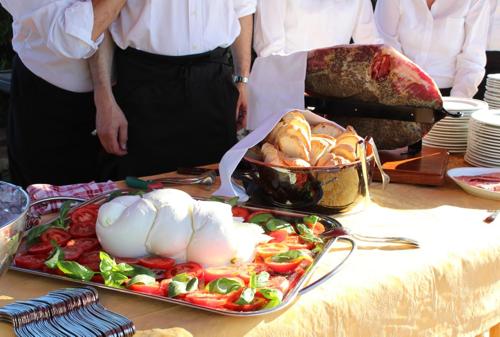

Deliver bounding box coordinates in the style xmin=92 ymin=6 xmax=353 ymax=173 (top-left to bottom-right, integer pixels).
xmin=7 ymin=56 xmax=99 ymax=188
xmin=474 ymin=51 xmax=500 ymax=100
xmin=102 ymin=47 xmax=239 ymax=180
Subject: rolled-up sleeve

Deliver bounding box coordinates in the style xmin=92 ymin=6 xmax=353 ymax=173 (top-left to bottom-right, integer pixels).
xmin=451 ymin=0 xmax=490 ymax=98
xmin=374 ymin=0 xmax=402 ymax=52
xmin=41 ymin=0 xmax=102 ymax=59
xmin=234 ymin=0 xmax=257 ymax=18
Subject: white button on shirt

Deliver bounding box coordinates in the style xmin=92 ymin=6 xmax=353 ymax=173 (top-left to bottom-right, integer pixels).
xmin=0 ymin=0 xmax=101 ymax=93
xmin=488 ymin=0 xmax=500 ymax=51
xmin=253 ymin=0 xmax=383 ymax=57
xmin=375 ymin=0 xmax=491 ymax=98
xmin=110 ymin=0 xmax=257 ymax=56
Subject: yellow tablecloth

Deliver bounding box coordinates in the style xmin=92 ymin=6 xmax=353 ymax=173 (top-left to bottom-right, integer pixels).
xmin=1 ymin=158 xmax=499 ymax=337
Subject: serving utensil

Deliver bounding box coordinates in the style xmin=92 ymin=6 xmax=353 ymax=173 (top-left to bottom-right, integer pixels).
xmin=125 ymin=170 xmax=217 ymax=189
xmin=322 ymin=225 xmax=420 ymax=248
xmin=484 ymin=210 xmax=499 ymax=224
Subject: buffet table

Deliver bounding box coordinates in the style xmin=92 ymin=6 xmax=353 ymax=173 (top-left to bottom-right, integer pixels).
xmin=0 ymin=156 xmax=499 ymax=337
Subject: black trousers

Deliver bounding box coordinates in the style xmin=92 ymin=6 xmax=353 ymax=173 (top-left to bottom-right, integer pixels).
xmin=102 ymin=47 xmax=239 ymax=180
xmin=7 ymin=56 xmax=99 ymax=188
xmin=474 ymin=51 xmax=500 ymax=100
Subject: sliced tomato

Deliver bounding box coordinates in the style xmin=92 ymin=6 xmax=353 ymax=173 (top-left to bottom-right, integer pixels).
xmin=69 ymin=222 xmax=96 ymax=238
xmin=283 ymin=235 xmax=314 ymax=250
xmin=185 ymin=291 xmax=228 ymax=308
xmin=224 ymin=297 xmax=267 ymax=312
xmin=231 ymin=207 xmax=250 ymax=220
xmin=78 ymin=250 xmax=101 ymax=272
xmin=164 ymin=262 xmax=204 ymax=279
xmin=70 ymin=204 xmax=99 ymax=225
xmin=41 ymin=228 xmax=71 ymax=246
xmin=256 ymin=242 xmax=289 ymax=258
xmin=14 ymin=254 xmax=46 ymax=270
xmin=91 ymin=274 xmax=104 ymax=283
xmin=62 ymin=246 xmax=84 ymax=261
xmin=204 ymin=266 xmax=239 ymax=283
xmin=115 ymin=257 xmax=140 ymax=265
xmin=307 ymin=222 xmax=326 ymax=235
xmin=138 ymin=256 xmax=176 ymax=270
xmin=128 ymin=283 xmax=165 ymax=297
xmin=267 ymin=276 xmax=290 ymax=294
xmin=236 ymin=263 xmax=269 ymax=283
xmin=28 ymin=241 xmax=53 ymax=255
xmin=268 ymin=229 xmax=289 ymax=243
xmin=65 ymin=238 xmax=99 ymax=252
xmin=264 ymin=255 xmax=313 ymax=274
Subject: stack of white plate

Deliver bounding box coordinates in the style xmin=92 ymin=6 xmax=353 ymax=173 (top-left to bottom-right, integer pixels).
xmin=465 ymin=109 xmax=500 ymax=167
xmin=423 ymin=97 xmax=489 ymax=153
xmin=485 ymin=74 xmax=500 ymax=109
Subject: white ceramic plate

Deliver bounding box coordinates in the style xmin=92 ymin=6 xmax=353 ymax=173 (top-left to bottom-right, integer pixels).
xmin=443 ymin=97 xmax=489 ymax=112
xmin=447 ymin=167 xmax=500 ymax=200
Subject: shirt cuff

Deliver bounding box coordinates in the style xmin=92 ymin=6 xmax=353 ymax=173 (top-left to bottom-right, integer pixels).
xmin=63 ymin=1 xmax=103 ymax=58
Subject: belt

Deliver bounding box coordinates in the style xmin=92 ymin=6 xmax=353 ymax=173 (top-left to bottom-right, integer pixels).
xmin=120 ymin=47 xmax=230 ymax=66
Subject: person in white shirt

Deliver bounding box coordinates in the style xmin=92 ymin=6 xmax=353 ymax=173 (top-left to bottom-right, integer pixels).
xmin=475 ymin=0 xmax=500 ymax=99
xmin=0 ymin=0 xmax=127 ymax=187
xmin=254 ymin=0 xmax=383 ymax=57
xmin=90 ymin=1 xmax=255 ymax=179
xmin=375 ymin=0 xmax=491 ymax=98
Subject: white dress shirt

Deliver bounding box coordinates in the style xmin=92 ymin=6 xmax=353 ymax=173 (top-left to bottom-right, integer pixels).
xmin=375 ymin=0 xmax=490 ymax=98
xmin=253 ymin=0 xmax=383 ymax=57
xmin=488 ymin=0 xmax=500 ymax=51
xmin=0 ymin=0 xmax=101 ymax=93
xmin=110 ymin=0 xmax=256 ymax=56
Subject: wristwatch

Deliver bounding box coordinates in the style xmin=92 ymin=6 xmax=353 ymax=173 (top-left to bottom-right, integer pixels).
xmin=232 ymin=75 xmax=249 ymax=84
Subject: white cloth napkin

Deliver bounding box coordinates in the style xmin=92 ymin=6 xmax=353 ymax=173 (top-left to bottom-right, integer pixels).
xmin=247 ymin=52 xmax=308 ymax=130
xmin=214 ymin=109 xmax=344 ymax=201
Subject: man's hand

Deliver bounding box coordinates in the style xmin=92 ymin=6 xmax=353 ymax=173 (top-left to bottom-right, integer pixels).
xmin=95 ymin=92 xmax=128 ymax=156
xmin=236 ymin=83 xmax=248 ymax=130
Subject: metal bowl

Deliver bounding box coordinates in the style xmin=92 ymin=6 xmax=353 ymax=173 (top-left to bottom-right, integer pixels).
xmin=0 ymin=181 xmax=30 ymax=277
xmin=242 ymin=143 xmax=374 ymax=213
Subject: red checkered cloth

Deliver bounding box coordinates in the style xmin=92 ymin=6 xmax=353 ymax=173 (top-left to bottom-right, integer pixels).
xmin=27 ymin=181 xmax=118 ymax=218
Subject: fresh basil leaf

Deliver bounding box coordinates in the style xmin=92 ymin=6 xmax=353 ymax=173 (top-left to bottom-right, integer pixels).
xmin=99 ymin=252 xmax=116 ymax=274
xmin=207 ymin=278 xmax=242 ymax=294
xmin=127 ymin=265 xmax=156 ymax=278
xmin=45 ymin=245 xmax=64 ymax=269
xmin=271 ymin=250 xmax=308 ymax=263
xmin=104 ymin=272 xmax=129 ymax=288
xmin=264 ymin=298 xmax=281 ymax=309
xmin=256 ymin=272 xmax=270 ymax=288
xmin=249 ymin=213 xmax=274 ymax=225
xmin=173 ymin=273 xmax=191 ymax=283
xmin=56 ymin=261 xmax=94 ymax=281
xmin=26 ymin=201 xmax=75 ymax=246
xmin=303 ymin=215 xmax=319 ymax=226
xmin=258 ymin=288 xmax=283 ymax=301
xmin=235 ymin=288 xmax=255 ymax=305
xmin=227 ymin=197 xmax=239 ymax=207
xmin=114 ymin=263 xmax=134 ymax=274
xmin=265 ymin=218 xmax=294 ymax=233
xmin=209 ymin=196 xmax=226 ymax=203
xmin=26 ymin=223 xmax=51 ymax=246
xmin=311 ymin=243 xmax=324 ymax=255
xmin=168 ymin=277 xmax=199 ymax=298
xmin=186 ymin=278 xmax=199 ymax=292
xmin=297 ymin=224 xmax=323 ymax=244
xmin=128 ymin=274 xmax=157 ymax=287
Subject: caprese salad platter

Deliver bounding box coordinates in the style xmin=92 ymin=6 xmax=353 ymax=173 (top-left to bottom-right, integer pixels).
xmin=10 ymin=188 xmax=355 ymax=317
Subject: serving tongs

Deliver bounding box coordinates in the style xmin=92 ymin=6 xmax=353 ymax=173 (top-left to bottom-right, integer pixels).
xmin=322 ymin=224 xmax=420 ymax=248
xmin=125 ymin=169 xmax=217 ymax=190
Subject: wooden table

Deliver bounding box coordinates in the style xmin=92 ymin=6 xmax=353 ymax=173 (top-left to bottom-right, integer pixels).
xmin=1 ymin=156 xmax=499 ymax=337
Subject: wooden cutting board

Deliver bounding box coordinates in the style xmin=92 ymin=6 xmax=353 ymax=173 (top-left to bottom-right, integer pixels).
xmin=372 ymin=146 xmax=450 ymax=186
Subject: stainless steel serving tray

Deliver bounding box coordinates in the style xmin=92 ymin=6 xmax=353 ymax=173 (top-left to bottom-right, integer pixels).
xmin=10 ymin=189 xmax=356 ymax=317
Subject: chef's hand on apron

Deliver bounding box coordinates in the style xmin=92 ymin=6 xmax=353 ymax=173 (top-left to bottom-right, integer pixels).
xmin=236 ymin=82 xmax=248 ymax=131
xmin=95 ymin=92 xmax=128 ymax=156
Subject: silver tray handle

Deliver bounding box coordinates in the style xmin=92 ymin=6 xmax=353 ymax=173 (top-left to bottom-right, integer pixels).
xmin=299 ymin=236 xmax=356 ymax=295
